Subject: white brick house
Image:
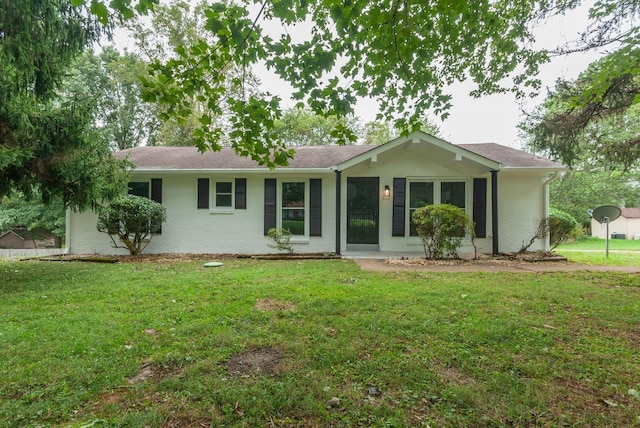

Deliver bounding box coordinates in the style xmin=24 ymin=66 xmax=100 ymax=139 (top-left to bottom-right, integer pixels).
xmin=67 ymin=131 xmax=565 ymax=256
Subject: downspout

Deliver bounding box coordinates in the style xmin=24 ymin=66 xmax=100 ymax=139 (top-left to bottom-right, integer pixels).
xmin=543 ymin=172 xmax=561 ymax=251
xmin=491 ymin=170 xmax=499 ymax=255
xmin=335 ymin=170 xmax=342 ymax=255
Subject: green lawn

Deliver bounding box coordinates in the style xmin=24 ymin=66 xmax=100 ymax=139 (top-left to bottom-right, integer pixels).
xmin=556 ymin=238 xmax=640 ymax=266
xmin=1 ymin=258 xmax=639 ymax=427
xmin=558 ymin=237 xmax=640 ymax=251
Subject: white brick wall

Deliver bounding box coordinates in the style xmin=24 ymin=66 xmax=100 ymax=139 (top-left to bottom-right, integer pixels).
xmin=68 ymin=172 xmax=337 ymax=255
xmin=68 ymin=150 xmax=553 ymax=256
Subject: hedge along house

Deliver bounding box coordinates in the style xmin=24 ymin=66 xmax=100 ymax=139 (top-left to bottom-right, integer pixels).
xmin=66 ymin=131 xmax=565 ymax=256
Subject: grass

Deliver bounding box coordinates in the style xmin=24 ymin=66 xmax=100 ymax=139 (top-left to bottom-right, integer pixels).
xmin=556 ymin=238 xmax=640 ymax=266
xmin=1 ymin=257 xmax=639 ymax=427
xmin=558 ymin=237 xmax=640 ymax=251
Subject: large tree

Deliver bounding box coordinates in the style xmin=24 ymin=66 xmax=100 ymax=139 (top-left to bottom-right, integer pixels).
xmin=521 ymin=52 xmax=640 ymax=168
xmin=0 ymin=194 xmax=66 ymax=238
xmin=0 ymin=0 xmax=129 ymax=209
xmin=125 ymin=0 xmax=263 ymax=147
xmin=550 ymin=166 xmax=640 ymax=226
xmin=73 ymin=0 xmax=638 ymax=167
xmin=61 ymin=48 xmax=160 ymax=150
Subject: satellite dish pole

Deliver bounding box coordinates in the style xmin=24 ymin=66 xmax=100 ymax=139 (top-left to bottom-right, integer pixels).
xmin=590 ymin=206 xmax=622 ymax=259
xmin=604 ymin=216 xmax=610 ymax=258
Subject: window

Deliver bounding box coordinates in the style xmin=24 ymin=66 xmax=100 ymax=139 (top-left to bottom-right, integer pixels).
xmin=441 ymin=182 xmax=466 ymax=208
xmin=198 ymin=178 xmax=247 ymax=211
xmin=215 ymin=181 xmax=233 ymax=208
xmin=264 ymin=179 xmax=321 ymax=237
xmin=407 ymin=180 xmax=467 ymax=237
xmin=281 ymin=182 xmax=305 ymax=235
xmin=128 ymin=182 xmax=149 ymax=198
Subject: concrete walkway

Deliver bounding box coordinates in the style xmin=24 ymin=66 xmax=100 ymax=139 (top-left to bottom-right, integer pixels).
xmin=351 ymin=257 xmax=640 ymax=273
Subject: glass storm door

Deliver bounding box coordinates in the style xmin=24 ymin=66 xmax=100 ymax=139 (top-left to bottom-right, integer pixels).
xmin=346 ymin=177 xmax=379 ymax=244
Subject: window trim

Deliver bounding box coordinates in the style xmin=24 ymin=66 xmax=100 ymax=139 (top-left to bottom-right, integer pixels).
xmin=198 ymin=178 xmax=238 ymax=214
xmin=213 ymin=180 xmax=234 ymax=211
xmin=279 ymin=180 xmax=308 ymax=238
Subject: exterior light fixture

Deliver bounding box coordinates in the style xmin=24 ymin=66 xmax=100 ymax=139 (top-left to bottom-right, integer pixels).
xmin=383 ymin=185 xmax=391 ymax=199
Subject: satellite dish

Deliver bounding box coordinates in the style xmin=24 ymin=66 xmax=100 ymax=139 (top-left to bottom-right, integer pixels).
xmin=591 ymin=205 xmax=621 ymax=224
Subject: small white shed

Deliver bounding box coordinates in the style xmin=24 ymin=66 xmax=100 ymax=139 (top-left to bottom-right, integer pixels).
xmin=591 ymin=208 xmax=640 ymax=240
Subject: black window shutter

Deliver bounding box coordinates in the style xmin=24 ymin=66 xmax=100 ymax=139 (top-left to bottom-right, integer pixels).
xmin=309 ymin=178 xmax=322 ymax=236
xmin=151 ymin=179 xmax=162 ymax=203
xmin=473 ymin=178 xmax=487 ymax=238
xmin=197 ymin=178 xmax=209 ymax=209
xmin=264 ymin=178 xmax=277 ymax=235
xmin=392 ymin=178 xmax=406 ymax=236
xmin=150 ymin=179 xmax=163 ymax=233
xmin=235 ymin=178 xmax=247 ymax=209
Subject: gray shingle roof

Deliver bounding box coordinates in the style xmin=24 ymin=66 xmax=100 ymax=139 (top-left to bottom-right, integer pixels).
xmin=117 ymin=143 xmax=563 ymax=170
xmin=116 ymin=145 xmax=376 ymax=170
xmin=457 ymin=143 xmax=564 ymax=169
xmin=621 ymin=208 xmax=640 ymax=218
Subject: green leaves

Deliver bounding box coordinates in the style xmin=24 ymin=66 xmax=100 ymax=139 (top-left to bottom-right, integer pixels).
xmin=521 ymin=48 xmax=640 ymax=169
xmin=90 ymin=1 xmax=110 ymax=24
xmin=412 ymin=204 xmax=474 ymax=259
xmin=72 ymin=0 xmax=637 ymax=171
xmin=97 ymin=195 xmax=167 ymax=255
xmin=0 ymin=0 xmax=132 ymax=209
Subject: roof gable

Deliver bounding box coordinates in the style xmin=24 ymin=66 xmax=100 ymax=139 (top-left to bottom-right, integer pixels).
xmin=336 ymin=131 xmax=502 ymax=172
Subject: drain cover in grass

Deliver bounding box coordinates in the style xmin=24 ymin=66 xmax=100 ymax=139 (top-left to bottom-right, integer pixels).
xmin=204 ymin=261 xmax=223 ymax=267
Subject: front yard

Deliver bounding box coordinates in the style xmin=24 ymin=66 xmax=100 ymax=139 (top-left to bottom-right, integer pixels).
xmin=1 ymin=257 xmax=639 ymax=427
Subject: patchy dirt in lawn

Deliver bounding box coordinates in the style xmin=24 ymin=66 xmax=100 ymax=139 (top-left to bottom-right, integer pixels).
xmin=227 ymin=347 xmax=284 ymax=377
xmin=126 ymin=360 xmax=184 ymax=385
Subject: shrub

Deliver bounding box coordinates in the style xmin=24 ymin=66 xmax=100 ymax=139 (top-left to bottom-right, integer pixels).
xmin=568 ymin=223 xmax=586 ymax=241
xmin=412 ymin=204 xmax=474 ymax=259
xmin=549 ymin=208 xmax=578 ymax=249
xmin=97 ymin=195 xmax=166 ymax=255
xmin=266 ymin=227 xmax=294 ymax=254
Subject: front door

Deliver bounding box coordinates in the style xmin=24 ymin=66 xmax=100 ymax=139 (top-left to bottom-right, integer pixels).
xmin=346 ymin=177 xmax=379 ymax=244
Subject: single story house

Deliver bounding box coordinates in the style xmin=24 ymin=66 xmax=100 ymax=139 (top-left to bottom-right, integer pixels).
xmin=66 ymin=131 xmax=565 ymax=256
xmin=0 ymin=228 xmax=61 ymax=249
xmin=591 ymin=207 xmax=640 ymax=240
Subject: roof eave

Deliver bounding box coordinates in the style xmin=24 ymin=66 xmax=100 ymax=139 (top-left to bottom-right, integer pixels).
xmin=500 ymin=166 xmax=568 ymax=173
xmin=129 ymin=167 xmax=337 ymax=175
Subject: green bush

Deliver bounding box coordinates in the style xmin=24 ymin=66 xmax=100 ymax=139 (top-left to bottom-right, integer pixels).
xmin=412 ymin=204 xmax=474 ymax=259
xmin=97 ymin=195 xmax=166 ymax=255
xmin=549 ymin=207 xmax=578 ymax=249
xmin=266 ymin=227 xmax=294 ymax=254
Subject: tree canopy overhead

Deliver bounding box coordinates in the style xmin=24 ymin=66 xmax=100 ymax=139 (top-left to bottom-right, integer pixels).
xmin=134 ymin=0 xmax=555 ymax=166
xmin=137 ymin=0 xmax=636 ymax=166
xmin=27 ymin=0 xmax=640 ymax=171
